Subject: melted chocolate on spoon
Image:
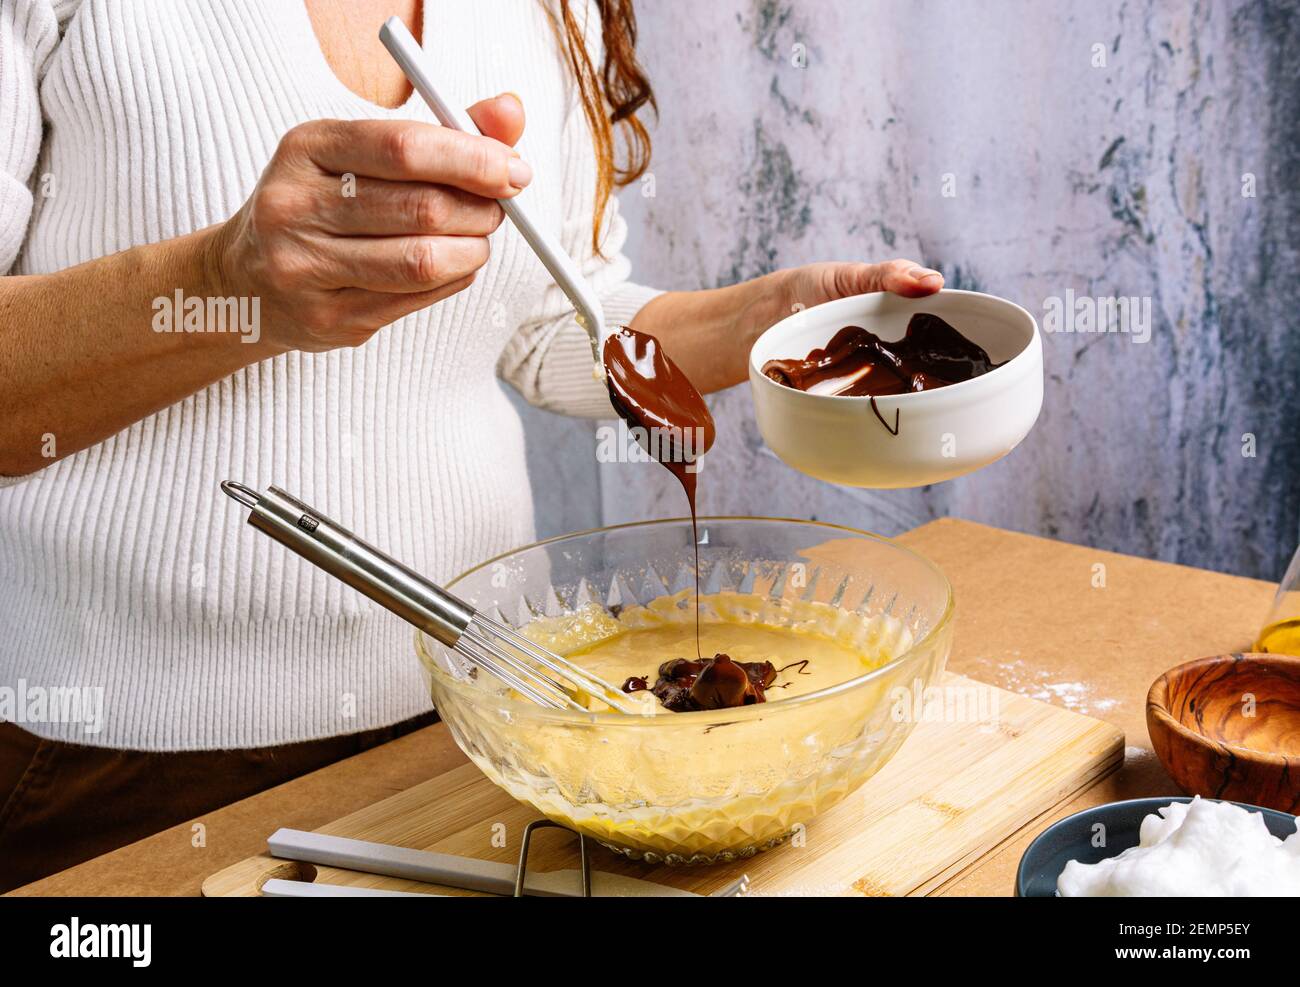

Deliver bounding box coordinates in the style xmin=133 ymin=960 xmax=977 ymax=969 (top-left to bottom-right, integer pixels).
xmin=603 ymin=327 xmax=716 ymax=659
xmin=761 ymin=312 xmax=1001 ymax=397
xmin=601 ymin=328 xmax=808 ymax=714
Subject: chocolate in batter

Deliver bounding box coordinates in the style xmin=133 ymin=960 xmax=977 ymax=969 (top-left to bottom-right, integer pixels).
xmin=623 ymin=654 xmax=778 ymax=712
xmin=761 ymin=313 xmax=1000 ymax=397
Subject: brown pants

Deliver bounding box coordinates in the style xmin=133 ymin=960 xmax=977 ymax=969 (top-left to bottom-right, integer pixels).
xmin=0 ymin=713 xmax=437 ymax=893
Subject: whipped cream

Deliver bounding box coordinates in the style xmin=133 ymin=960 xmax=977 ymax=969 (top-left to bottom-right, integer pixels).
xmin=1058 ymin=797 xmax=1300 ymax=897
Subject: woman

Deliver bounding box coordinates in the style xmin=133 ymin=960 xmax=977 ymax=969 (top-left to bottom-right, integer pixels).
xmin=0 ymin=0 xmax=943 ymax=889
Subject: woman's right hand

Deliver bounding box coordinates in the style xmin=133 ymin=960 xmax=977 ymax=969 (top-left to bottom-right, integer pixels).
xmin=208 ymin=94 xmax=529 ymax=354
xmin=3 ymin=98 xmax=531 ymax=475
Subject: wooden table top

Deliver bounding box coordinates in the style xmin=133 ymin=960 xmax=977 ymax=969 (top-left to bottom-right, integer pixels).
xmin=10 ymin=518 xmax=1276 ymax=897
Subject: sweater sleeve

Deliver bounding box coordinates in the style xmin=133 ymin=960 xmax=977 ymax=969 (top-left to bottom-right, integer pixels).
xmin=497 ymin=3 xmax=663 ymax=420
xmin=0 ymin=0 xmax=59 ymax=275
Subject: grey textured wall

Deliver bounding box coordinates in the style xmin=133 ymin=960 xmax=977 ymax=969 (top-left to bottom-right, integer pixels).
xmin=578 ymin=0 xmax=1299 ymax=580
xmin=509 ymin=387 xmax=601 ymax=539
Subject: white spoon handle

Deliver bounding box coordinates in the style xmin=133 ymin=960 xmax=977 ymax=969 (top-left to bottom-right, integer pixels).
xmin=379 ymin=16 xmax=606 ymax=357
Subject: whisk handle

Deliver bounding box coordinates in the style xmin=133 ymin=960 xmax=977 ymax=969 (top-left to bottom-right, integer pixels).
xmin=220 ymin=481 xmax=473 ymax=646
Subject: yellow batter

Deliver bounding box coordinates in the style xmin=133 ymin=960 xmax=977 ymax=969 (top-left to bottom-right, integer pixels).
xmin=425 ymin=589 xmax=938 ymax=861
xmin=521 ymin=588 xmax=909 ymax=713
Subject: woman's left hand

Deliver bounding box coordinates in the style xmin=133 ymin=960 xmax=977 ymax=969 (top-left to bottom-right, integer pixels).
xmin=631 ymin=258 xmax=945 ymax=394
xmin=776 ymin=258 xmax=944 ymax=311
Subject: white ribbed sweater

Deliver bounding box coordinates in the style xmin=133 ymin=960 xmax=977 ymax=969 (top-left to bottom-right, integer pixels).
xmin=0 ymin=0 xmax=659 ymax=750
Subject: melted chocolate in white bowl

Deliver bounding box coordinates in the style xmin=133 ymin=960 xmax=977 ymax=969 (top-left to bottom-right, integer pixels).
xmin=602 ymin=327 xmax=715 ymax=660
xmin=761 ymin=313 xmax=1002 ymax=397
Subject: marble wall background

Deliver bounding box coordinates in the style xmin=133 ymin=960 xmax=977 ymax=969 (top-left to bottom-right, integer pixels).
xmin=519 ymin=0 xmax=1300 ymax=581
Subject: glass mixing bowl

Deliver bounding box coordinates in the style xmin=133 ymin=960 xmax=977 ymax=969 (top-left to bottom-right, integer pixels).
xmin=415 ymin=517 xmax=953 ymax=864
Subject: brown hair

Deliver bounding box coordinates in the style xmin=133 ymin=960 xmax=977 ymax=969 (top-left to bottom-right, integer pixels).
xmin=549 ymin=0 xmax=656 ymax=256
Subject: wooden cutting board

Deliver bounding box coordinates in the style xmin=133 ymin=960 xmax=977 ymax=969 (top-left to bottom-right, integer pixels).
xmin=203 ymin=672 xmax=1123 ymax=897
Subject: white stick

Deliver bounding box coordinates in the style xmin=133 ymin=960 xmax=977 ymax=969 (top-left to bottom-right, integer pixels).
xmin=379 ymin=16 xmax=607 ymax=366
xmin=261 ymin=879 xmax=441 ymax=898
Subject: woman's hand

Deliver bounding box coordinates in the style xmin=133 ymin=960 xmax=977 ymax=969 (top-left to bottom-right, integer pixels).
xmin=208 ymin=94 xmax=528 ymax=354
xmin=776 ymin=258 xmax=945 ymax=310
xmin=630 ymin=258 xmax=945 ymax=394
xmin=0 ymin=95 xmax=530 ymax=475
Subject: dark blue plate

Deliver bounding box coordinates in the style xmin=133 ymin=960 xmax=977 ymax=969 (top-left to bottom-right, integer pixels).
xmin=1016 ymin=796 xmax=1299 ymax=897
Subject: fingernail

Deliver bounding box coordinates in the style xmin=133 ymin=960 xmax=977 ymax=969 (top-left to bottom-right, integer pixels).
xmin=508 ymin=157 xmax=533 ymax=189
xmin=502 ymin=91 xmax=523 ymax=107
xmin=908 ymin=266 xmax=943 ymax=282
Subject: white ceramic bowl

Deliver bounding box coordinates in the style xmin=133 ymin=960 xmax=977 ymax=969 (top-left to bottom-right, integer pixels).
xmin=748 ymin=289 xmax=1043 ymax=488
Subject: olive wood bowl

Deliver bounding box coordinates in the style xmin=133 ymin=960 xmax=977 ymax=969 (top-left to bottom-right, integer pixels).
xmin=1146 ymin=653 xmax=1300 ymax=814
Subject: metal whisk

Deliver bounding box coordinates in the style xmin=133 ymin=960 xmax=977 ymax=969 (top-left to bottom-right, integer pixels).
xmin=220 ymin=482 xmax=640 ymax=714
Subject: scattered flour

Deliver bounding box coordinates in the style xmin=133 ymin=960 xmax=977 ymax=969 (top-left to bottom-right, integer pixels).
xmin=1124 ymin=745 xmax=1157 ymax=767
xmin=968 ymin=656 xmax=1121 ymax=716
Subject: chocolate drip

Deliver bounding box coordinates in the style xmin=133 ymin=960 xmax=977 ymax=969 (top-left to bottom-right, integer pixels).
xmin=762 ymin=313 xmax=1000 ymax=397
xmin=603 ymin=327 xmax=716 ymax=658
